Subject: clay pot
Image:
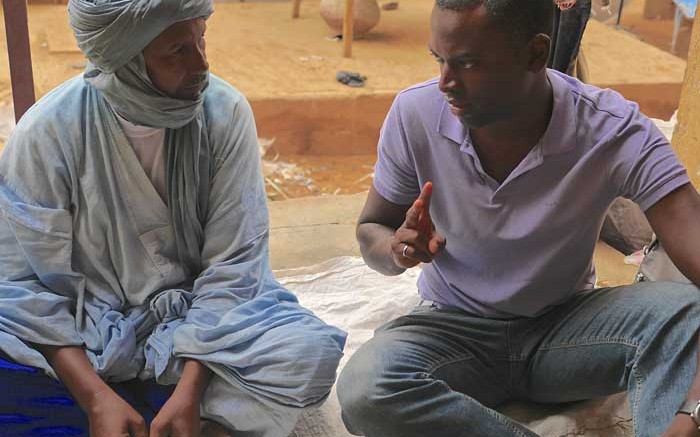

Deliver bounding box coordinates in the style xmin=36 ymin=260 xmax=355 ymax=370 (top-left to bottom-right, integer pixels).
xmin=320 ymin=0 xmax=381 ymax=39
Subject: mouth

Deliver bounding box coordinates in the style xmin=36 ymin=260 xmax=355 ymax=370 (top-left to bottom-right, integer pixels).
xmin=445 ymin=96 xmax=468 ymax=116
xmin=183 ymin=74 xmax=209 ymax=90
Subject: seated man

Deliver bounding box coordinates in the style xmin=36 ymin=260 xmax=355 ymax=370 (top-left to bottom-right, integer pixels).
xmin=0 ymin=0 xmax=346 ymax=436
xmin=337 ymin=1 xmax=700 ymax=436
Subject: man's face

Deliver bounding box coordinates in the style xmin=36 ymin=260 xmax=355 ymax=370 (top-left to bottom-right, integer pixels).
xmin=429 ymin=5 xmax=533 ymax=129
xmin=143 ymin=18 xmax=209 ymax=100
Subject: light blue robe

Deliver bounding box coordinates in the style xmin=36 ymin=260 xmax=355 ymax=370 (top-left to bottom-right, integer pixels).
xmin=0 ymin=74 xmax=347 ymax=436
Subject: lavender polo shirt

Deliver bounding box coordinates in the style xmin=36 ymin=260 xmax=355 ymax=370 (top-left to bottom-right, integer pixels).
xmin=373 ymin=69 xmax=690 ymax=319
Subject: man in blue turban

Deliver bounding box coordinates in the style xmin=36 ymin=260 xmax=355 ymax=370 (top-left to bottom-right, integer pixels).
xmin=0 ymin=1 xmax=346 ymax=436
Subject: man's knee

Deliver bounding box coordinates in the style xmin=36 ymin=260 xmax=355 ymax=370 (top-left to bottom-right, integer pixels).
xmin=620 ymin=282 xmax=700 ymax=351
xmin=637 ymin=282 xmax=700 ymax=319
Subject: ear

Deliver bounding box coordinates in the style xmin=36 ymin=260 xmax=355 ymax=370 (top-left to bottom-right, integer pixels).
xmin=527 ymin=33 xmax=551 ymax=72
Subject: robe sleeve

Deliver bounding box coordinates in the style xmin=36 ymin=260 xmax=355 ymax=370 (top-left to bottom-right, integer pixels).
xmin=0 ymin=112 xmax=85 ymax=376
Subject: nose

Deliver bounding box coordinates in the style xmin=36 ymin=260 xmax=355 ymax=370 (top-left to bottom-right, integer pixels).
xmin=438 ymin=62 xmax=457 ymax=94
xmin=190 ymin=40 xmax=209 ymax=73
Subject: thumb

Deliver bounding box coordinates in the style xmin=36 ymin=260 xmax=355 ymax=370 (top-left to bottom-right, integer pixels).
xmin=428 ymin=234 xmax=446 ymax=255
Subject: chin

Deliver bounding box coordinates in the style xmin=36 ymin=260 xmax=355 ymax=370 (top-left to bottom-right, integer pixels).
xmin=458 ymin=114 xmax=488 ymax=129
xmin=176 ymin=80 xmax=210 ymax=101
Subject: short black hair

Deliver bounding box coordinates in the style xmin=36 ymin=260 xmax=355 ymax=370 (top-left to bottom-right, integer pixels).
xmin=435 ymin=0 xmax=554 ymax=44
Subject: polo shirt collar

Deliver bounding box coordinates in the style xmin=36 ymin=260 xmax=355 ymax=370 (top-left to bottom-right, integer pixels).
xmin=436 ymin=69 xmax=578 ymax=157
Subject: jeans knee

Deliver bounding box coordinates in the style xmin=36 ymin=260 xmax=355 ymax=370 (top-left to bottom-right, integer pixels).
xmin=337 ymin=341 xmax=416 ymax=437
xmin=337 ymin=353 xmax=375 ymax=416
xmin=652 ymin=283 xmax=700 ymax=320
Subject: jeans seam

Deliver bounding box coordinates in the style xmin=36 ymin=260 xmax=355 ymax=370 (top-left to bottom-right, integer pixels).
xmin=483 ymin=403 xmax=534 ymax=437
xmin=537 ymin=338 xmax=643 ymax=436
xmin=537 ymin=337 xmax=640 ymax=351
xmin=425 ymin=355 xmax=476 ymax=375
xmin=424 ymin=353 xmax=532 ymax=437
xmin=506 ymin=321 xmax=514 ymax=392
xmin=631 ymin=359 xmax=644 ymax=437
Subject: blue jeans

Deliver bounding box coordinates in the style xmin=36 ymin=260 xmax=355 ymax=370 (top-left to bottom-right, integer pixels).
xmin=0 ymin=354 xmax=175 ymax=437
xmin=337 ymin=282 xmax=700 ymax=437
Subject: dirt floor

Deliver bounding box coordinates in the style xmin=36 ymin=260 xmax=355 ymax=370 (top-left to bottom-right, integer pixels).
xmin=0 ymin=0 xmax=691 ymax=199
xmin=617 ymin=0 xmax=694 ymax=59
xmin=2 ymin=0 xmax=686 ymax=96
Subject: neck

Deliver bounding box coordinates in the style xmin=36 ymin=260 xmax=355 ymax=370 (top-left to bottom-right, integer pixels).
xmin=468 ymin=73 xmax=554 ymax=184
xmin=472 ymin=74 xmax=553 ymax=151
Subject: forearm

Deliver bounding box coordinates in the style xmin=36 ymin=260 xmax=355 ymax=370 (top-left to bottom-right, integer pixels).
xmin=34 ymin=344 xmax=111 ymax=412
xmin=173 ymin=359 xmax=212 ymax=402
xmin=647 ymin=184 xmax=700 ymax=286
xmin=357 ymin=222 xmax=405 ymax=276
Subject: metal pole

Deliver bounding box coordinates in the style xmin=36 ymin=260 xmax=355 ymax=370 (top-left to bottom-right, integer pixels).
xmin=616 ymin=0 xmax=625 ymax=25
xmin=3 ymin=0 xmax=36 ymax=122
xmin=342 ymin=0 xmax=354 ymax=58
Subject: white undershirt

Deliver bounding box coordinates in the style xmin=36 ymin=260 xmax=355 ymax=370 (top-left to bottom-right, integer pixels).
xmin=115 ymin=113 xmax=167 ymax=202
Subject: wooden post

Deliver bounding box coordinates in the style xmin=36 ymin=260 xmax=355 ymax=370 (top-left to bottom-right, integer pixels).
xmin=673 ymin=1 xmax=700 ymax=187
xmin=3 ymin=0 xmax=36 ymax=122
xmin=342 ymin=0 xmax=354 ymax=58
xmin=292 ymin=0 xmax=302 ymax=19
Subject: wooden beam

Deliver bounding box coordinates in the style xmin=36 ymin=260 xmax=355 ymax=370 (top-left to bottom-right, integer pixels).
xmin=292 ymin=0 xmax=302 ymax=19
xmin=342 ymin=0 xmax=354 ymax=58
xmin=3 ymin=0 xmax=36 ymax=122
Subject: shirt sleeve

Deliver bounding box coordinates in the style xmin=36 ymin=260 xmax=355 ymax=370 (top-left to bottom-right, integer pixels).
xmin=611 ymin=109 xmax=690 ymax=211
xmin=372 ymin=93 xmax=421 ymax=205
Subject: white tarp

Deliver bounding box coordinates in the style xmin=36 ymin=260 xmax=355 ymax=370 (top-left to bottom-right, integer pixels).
xmin=280 ymin=257 xmax=631 ymax=437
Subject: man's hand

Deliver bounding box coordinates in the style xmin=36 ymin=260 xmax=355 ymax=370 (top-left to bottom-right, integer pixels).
xmin=150 ymin=359 xmax=212 ymax=437
xmin=86 ymin=386 xmax=148 ymax=437
xmin=660 ymin=414 xmax=700 ymax=437
xmin=33 ymin=345 xmax=147 ymax=437
xmin=149 ymin=388 xmax=201 ymax=437
xmin=391 ymin=181 xmax=446 ymax=269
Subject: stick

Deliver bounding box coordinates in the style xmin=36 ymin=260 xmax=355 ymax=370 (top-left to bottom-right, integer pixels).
xmin=292 ymin=0 xmax=302 ymax=19
xmin=3 ymin=0 xmax=36 ymax=122
xmin=342 ymin=0 xmax=354 ymax=58
xmin=265 ymin=177 xmax=291 ymax=200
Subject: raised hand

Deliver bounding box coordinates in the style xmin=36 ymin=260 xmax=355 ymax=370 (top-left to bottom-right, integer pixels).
xmin=391 ymin=181 xmax=446 ymax=269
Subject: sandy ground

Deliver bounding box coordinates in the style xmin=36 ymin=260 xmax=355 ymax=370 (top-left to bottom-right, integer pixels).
xmin=0 ymin=0 xmax=687 ymax=97
xmin=617 ymin=0 xmax=694 ymax=59
xmin=0 ymin=0 xmax=690 ymax=198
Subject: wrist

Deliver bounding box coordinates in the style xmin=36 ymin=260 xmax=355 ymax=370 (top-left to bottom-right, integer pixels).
xmin=677 ymin=399 xmax=700 ymax=435
xmin=673 ymin=413 xmax=700 ymax=436
xmin=83 ymin=384 xmax=117 ymax=414
xmin=175 ymin=359 xmax=212 ymax=400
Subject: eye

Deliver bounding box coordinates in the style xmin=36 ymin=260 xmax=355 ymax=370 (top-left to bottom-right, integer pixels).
xmin=430 ymin=53 xmax=444 ymax=64
xmin=169 ymin=44 xmax=185 ymax=55
xmin=459 ymin=60 xmax=476 ymax=70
